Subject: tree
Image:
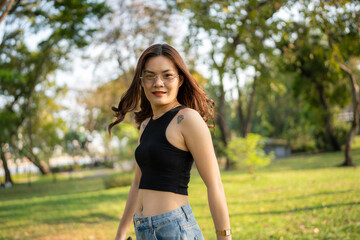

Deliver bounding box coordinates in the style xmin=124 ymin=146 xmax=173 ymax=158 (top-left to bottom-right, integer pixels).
xmin=174 ymin=0 xmax=286 ymax=169
xmin=277 ymin=0 xmax=360 ymax=164
xmin=78 ymin=75 xmax=136 ymax=162
xmin=249 ymin=61 xmax=317 ymax=152
xmin=278 ymin=25 xmax=346 ymax=151
xmin=319 ymin=0 xmax=360 ymax=166
xmin=16 ymin=81 xmax=68 ymax=174
xmin=0 ymin=0 xmax=109 ymax=184
xmin=92 ymin=0 xmax=176 ymax=86
xmin=78 ymin=0 xmax=181 ymax=163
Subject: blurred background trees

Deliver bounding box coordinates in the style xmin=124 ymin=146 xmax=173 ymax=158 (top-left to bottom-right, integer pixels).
xmin=226 ymin=133 xmax=274 ymax=174
xmin=1 ymin=0 xmax=359 ymax=184
xmin=0 ymin=0 xmax=109 ymax=183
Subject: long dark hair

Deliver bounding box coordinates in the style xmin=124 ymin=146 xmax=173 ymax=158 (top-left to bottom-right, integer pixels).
xmin=108 ymin=43 xmax=215 ymax=135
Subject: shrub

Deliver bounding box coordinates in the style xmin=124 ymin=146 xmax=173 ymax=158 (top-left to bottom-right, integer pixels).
xmin=226 ymin=134 xmax=274 ymax=174
xmin=103 ymin=173 xmax=133 ymax=189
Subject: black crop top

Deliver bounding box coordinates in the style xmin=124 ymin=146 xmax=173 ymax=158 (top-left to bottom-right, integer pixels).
xmin=135 ymin=105 xmax=194 ymax=195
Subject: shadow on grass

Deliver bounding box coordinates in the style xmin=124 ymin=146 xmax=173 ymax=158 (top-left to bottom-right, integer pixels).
xmin=0 ymin=171 xmax=133 ymax=201
xmin=43 ymin=212 xmax=120 ymax=224
xmin=0 ymin=190 xmax=128 ymax=220
xmin=257 ymin=149 xmax=360 ymax=173
xmin=0 ymin=178 xmax=105 ymax=201
xmin=227 ymin=189 xmax=357 ymax=206
xmin=228 ymin=201 xmax=360 ymax=217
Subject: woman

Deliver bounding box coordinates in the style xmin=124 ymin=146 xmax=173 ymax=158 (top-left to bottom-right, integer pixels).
xmin=109 ymin=44 xmax=231 ymax=240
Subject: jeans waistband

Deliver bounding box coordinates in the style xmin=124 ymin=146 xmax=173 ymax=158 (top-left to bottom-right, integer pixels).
xmin=134 ymin=202 xmax=192 ymax=226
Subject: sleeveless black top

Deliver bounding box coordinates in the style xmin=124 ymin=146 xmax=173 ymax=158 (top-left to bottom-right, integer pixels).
xmin=135 ymin=105 xmax=194 ymax=195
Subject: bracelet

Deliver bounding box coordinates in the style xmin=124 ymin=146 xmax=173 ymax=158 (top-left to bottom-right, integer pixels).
xmin=216 ymin=228 xmax=232 ymax=236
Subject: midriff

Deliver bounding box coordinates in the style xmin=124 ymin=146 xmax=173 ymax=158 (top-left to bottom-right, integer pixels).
xmin=135 ymin=189 xmax=188 ymax=217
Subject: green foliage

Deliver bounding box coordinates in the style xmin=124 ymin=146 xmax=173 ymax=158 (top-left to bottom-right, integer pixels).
xmin=226 ymin=134 xmax=274 ymax=174
xmin=50 ymin=164 xmax=82 ymax=174
xmin=64 ymin=130 xmax=90 ymax=153
xmin=0 ymin=0 xmax=110 ymax=178
xmin=176 ymin=0 xmax=360 ymax=156
xmin=177 ymin=0 xmax=286 ymax=140
xmin=313 ymin=124 xmax=349 ymax=151
xmin=79 ymin=1 xmax=179 ymax=163
xmin=102 ymin=173 xmax=133 ymax=189
xmin=115 ymin=123 xmax=138 ymax=160
xmin=274 ymin=0 xmax=360 ymax=152
xmin=102 ymin=122 xmax=139 ymax=161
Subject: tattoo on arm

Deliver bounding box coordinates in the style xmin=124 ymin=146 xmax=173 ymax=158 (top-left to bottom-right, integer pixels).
xmin=177 ymin=115 xmax=184 ymax=124
xmin=142 ymin=123 xmax=147 ymax=129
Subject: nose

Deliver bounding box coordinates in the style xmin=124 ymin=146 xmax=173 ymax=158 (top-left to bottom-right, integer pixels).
xmin=153 ymin=75 xmax=164 ymax=86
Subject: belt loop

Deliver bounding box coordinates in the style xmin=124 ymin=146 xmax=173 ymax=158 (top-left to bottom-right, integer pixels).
xmin=181 ymin=205 xmax=189 ymax=221
xmin=148 ymin=216 xmax=153 ymax=229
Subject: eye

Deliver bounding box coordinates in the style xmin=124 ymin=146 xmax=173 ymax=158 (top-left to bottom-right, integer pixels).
xmin=164 ymin=73 xmax=175 ymax=79
xmin=144 ymin=74 xmax=155 ymax=78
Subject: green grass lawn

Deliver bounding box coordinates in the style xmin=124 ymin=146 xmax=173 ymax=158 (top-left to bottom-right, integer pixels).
xmin=1 ymin=150 xmax=359 ymax=240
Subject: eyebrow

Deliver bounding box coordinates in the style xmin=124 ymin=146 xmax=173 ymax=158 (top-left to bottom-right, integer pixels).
xmin=143 ymin=69 xmax=175 ymax=74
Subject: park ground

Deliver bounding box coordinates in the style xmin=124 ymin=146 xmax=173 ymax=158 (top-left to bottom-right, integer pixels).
xmin=0 ymin=149 xmax=359 ymax=240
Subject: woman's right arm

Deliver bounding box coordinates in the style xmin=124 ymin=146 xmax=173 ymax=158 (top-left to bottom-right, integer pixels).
xmin=115 ymin=163 xmax=141 ymax=240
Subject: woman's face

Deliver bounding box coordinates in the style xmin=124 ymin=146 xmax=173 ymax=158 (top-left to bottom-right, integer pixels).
xmin=141 ymin=56 xmax=182 ymax=108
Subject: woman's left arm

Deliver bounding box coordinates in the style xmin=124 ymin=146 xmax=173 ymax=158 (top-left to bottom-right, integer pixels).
xmin=181 ymin=109 xmax=231 ymax=240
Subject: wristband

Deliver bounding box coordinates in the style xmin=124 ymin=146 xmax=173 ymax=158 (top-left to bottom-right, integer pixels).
xmin=216 ymin=229 xmax=232 ymax=236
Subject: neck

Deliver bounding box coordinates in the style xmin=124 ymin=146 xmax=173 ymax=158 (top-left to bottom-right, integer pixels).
xmin=151 ymin=102 xmax=181 ymax=120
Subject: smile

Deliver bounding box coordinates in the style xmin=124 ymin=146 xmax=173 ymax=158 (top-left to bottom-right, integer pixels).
xmin=152 ymin=91 xmax=167 ymax=96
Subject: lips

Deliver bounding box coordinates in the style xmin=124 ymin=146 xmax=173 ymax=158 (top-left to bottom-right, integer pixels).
xmin=152 ymin=91 xmax=166 ymax=96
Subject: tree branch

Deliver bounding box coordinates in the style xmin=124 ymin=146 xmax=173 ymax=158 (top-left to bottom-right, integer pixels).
xmin=0 ymin=0 xmax=14 ymax=24
xmin=0 ymin=29 xmax=21 ymax=51
xmin=8 ymin=0 xmax=20 ymax=14
xmin=338 ymin=62 xmax=359 ymax=112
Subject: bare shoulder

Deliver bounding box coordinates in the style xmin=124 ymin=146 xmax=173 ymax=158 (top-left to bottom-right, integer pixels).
xmin=177 ymin=108 xmax=207 ymax=128
xmin=178 ymin=108 xmax=213 ymax=151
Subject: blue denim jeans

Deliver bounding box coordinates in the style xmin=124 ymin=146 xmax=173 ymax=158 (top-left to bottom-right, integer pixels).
xmin=133 ymin=202 xmax=204 ymax=240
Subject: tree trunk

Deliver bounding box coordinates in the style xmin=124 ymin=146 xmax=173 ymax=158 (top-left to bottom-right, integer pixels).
xmin=218 ymin=83 xmax=229 ymax=145
xmin=314 ymin=81 xmax=341 ymax=151
xmin=0 ymin=143 xmax=13 ymax=184
xmin=339 ymin=63 xmax=358 ymax=167
xmin=210 ymin=50 xmax=231 ymax=169
xmin=237 ymin=95 xmax=244 ymax=134
xmin=235 ymin=72 xmax=257 ymax=138
xmin=26 ymin=154 xmax=50 ymax=175
xmin=235 ymin=74 xmax=245 ymax=136
xmin=217 ymin=79 xmax=231 ymax=169
xmin=25 ymin=103 xmax=50 ymax=175
xmin=344 ymin=119 xmax=358 ymax=167
xmin=242 ymin=76 xmax=257 ymax=137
